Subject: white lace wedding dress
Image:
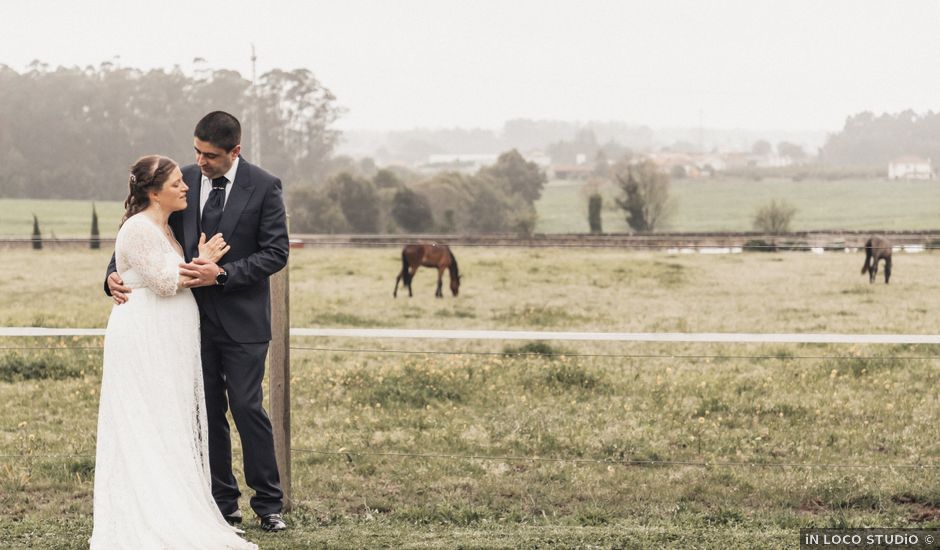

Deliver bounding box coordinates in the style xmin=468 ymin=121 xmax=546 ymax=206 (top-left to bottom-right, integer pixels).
xmin=90 ymin=214 xmax=256 ymax=550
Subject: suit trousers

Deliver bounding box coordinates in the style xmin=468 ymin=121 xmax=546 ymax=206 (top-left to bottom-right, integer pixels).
xmin=200 ymin=313 xmax=283 ymax=517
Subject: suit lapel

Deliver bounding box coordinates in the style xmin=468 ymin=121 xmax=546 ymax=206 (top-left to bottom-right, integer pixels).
xmin=217 ymin=158 xmax=255 ymax=239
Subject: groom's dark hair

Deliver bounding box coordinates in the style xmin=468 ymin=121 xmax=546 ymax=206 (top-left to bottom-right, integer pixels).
xmin=195 ymin=111 xmax=241 ymax=152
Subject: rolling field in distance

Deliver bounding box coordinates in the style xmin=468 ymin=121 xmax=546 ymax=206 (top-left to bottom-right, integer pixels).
xmin=3 ymin=177 xmax=938 ymax=239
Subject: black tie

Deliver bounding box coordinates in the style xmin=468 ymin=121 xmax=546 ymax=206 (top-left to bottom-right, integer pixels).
xmin=201 ymin=176 xmax=228 ymax=236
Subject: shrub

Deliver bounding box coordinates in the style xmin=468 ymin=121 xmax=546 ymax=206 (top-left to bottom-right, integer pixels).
xmin=752 ymin=199 xmax=796 ymax=234
xmin=0 ymin=353 xmax=83 ymax=382
xmin=543 ymin=363 xmax=603 ymax=391
xmin=588 ymin=193 xmax=603 ymax=233
xmin=32 ymin=214 xmax=42 ymax=250
xmin=614 ymin=159 xmax=673 ymax=233
xmin=478 ymin=149 xmax=547 ymax=203
xmin=391 ymin=187 xmax=434 ymax=232
xmin=346 ymin=364 xmax=463 ymax=408
xmin=502 ymin=342 xmax=569 ymax=358
xmin=328 ymin=173 xmax=381 ymax=233
xmin=742 ymin=239 xmax=777 ymax=252
xmin=90 ymin=203 xmax=100 ymax=250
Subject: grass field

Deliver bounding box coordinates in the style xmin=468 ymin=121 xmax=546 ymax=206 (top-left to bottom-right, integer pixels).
xmin=3 ymin=176 xmax=939 ymax=240
xmin=0 ymin=199 xmax=125 ymax=239
xmin=1 ymin=247 xmax=939 ymax=548
xmin=535 ymin=177 xmax=940 ymax=234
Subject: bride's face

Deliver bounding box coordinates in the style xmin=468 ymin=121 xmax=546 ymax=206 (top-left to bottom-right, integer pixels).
xmin=151 ymin=167 xmax=188 ymax=212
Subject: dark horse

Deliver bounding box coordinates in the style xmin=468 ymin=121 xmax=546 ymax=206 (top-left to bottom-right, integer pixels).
xmin=394 ymin=243 xmax=461 ymax=298
xmin=861 ymin=235 xmax=892 ymax=284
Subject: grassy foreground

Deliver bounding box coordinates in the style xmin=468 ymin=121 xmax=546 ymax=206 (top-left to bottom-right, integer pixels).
xmin=1 ymin=247 xmax=938 ymax=548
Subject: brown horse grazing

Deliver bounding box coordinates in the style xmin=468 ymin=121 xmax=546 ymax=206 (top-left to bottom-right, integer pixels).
xmin=394 ymin=243 xmax=461 ymax=298
xmin=861 ymin=235 xmax=892 ymax=284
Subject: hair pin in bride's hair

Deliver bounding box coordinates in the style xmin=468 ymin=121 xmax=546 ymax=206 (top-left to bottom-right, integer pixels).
xmin=129 ymin=174 xmax=137 ymax=185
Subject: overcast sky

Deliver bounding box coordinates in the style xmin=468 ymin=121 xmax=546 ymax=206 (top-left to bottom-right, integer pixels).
xmin=2 ymin=0 xmax=938 ymax=132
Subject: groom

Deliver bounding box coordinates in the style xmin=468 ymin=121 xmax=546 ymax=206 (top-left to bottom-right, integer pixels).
xmin=106 ymin=111 xmax=289 ymax=532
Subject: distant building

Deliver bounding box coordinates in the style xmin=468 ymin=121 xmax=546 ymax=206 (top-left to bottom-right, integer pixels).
xmin=753 ymin=153 xmax=794 ymax=168
xmin=888 ymin=156 xmax=934 ymax=180
xmin=549 ymin=164 xmax=594 ymax=180
xmin=642 ymin=152 xmax=726 ymax=178
xmin=721 ymin=152 xmax=750 ymax=169
xmin=714 ymin=151 xmax=796 ymax=169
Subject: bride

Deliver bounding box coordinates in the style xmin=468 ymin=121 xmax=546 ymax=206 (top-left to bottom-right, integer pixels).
xmin=90 ymin=155 xmax=257 ymax=549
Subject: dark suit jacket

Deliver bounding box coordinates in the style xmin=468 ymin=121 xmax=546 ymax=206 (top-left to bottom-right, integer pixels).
xmin=107 ymin=158 xmax=289 ymax=343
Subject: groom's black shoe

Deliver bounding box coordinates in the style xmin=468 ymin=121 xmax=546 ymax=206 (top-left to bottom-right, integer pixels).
xmin=223 ymin=510 xmax=242 ymax=526
xmin=260 ymin=513 xmax=287 ymax=532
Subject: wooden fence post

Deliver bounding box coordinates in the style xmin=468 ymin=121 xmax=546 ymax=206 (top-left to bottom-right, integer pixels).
xmin=269 ymin=264 xmax=291 ymax=511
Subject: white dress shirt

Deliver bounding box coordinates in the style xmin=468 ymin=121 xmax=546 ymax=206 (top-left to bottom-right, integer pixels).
xmin=200 ymin=157 xmax=239 ymax=215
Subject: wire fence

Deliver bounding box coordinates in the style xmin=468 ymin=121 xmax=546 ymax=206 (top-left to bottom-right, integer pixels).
xmin=3 ymin=343 xmax=940 ymax=362
xmin=298 ymin=243 xmax=940 ymax=253
xmin=4 ymin=234 xmax=940 ymax=251
xmin=289 ymin=448 xmax=940 ymax=470
xmin=288 ymin=231 xmax=940 ymax=250
xmin=3 ymin=449 xmax=938 ymax=471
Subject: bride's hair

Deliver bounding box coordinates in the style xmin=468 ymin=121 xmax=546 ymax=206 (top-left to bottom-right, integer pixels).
xmin=122 ymin=155 xmax=179 ymax=224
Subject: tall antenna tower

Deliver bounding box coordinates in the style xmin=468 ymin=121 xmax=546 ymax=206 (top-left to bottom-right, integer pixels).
xmin=250 ymin=43 xmax=261 ymax=165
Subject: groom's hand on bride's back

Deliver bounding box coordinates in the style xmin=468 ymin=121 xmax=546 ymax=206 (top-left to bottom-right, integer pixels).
xmin=179 ymin=258 xmax=222 ymax=288
xmin=107 ymin=272 xmax=132 ymax=304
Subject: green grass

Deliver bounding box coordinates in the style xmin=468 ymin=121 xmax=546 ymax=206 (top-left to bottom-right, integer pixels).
xmin=5 ymin=176 xmax=939 ymax=240
xmin=1 ymin=247 xmax=939 ymax=548
xmin=535 ymin=177 xmax=940 ymax=233
xmin=0 ymin=199 xmax=125 ymax=239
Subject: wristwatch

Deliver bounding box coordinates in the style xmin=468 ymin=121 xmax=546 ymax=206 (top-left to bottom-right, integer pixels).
xmin=215 ymin=268 xmax=228 ymax=286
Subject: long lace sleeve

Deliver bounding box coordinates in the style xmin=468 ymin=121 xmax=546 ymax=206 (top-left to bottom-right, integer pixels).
xmin=115 ymin=217 xmax=180 ymax=297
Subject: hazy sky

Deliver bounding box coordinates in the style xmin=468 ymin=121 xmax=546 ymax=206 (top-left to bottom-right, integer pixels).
xmin=2 ymin=0 xmax=938 ymax=132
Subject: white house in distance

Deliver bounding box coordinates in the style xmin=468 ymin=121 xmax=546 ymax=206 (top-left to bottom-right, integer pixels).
xmin=888 ymin=156 xmax=934 ymax=180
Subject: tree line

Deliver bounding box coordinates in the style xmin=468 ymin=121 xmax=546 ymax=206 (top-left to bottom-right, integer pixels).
xmin=1 ymin=61 xmax=556 ymax=235
xmin=0 ymin=61 xmax=341 ymax=200
xmin=288 ymin=150 xmax=547 ymax=235
xmin=820 ymin=110 xmax=940 ymax=166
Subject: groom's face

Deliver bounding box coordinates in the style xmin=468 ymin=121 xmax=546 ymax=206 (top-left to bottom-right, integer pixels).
xmin=194 ymin=138 xmax=241 ymax=180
